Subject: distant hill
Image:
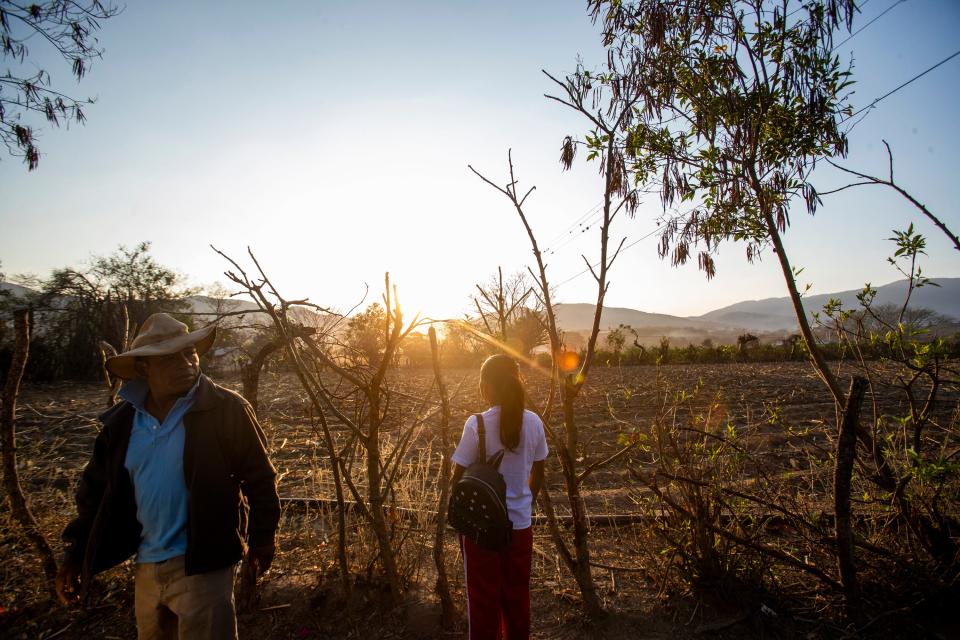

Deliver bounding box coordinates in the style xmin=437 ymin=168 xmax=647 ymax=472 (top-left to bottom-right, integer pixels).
xmin=0 ymin=286 xmax=327 ymax=325
xmin=555 ymin=304 xmax=721 ymax=332
xmin=695 ymin=278 xmax=960 ymax=332
xmin=185 ymin=295 xmax=263 ymax=322
xmin=184 ymin=295 xmax=331 ymax=331
xmin=554 ymin=303 xmax=773 ymax=347
xmin=551 ymin=278 xmax=959 ymax=346
xmin=4 ymin=277 xmax=958 ymax=344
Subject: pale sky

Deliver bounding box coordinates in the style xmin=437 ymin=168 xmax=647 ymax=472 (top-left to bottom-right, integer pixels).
xmin=2 ymin=0 xmax=959 ymax=321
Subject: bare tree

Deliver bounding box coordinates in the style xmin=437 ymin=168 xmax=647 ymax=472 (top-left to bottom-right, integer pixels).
xmin=1 ymin=309 xmax=58 ymax=596
xmin=471 ymin=269 xmax=549 ymax=359
xmin=216 ymin=247 xmax=437 ymax=607
xmin=237 ymin=330 xmax=315 ymax=418
xmin=428 ymin=326 xmax=455 ymax=628
xmin=470 ymin=142 xmax=641 ymax=617
xmin=473 ymin=268 xmax=534 ymax=340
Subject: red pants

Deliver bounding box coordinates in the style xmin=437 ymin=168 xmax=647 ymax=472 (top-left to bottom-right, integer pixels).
xmin=461 ymin=527 xmax=533 ymax=640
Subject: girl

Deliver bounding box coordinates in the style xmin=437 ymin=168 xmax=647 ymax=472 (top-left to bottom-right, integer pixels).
xmin=451 ymin=354 xmax=548 ymax=640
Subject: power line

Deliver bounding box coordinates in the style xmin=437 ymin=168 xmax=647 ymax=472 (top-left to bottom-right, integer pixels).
xmin=552 ymin=224 xmax=661 ymax=289
xmin=545 ymin=210 xmax=605 ymax=256
xmin=542 ymin=200 xmax=603 ymax=253
xmin=543 ymin=202 xmax=602 ymax=249
xmin=842 ymin=47 xmax=960 ymax=124
xmin=553 ymin=207 xmax=696 ymax=290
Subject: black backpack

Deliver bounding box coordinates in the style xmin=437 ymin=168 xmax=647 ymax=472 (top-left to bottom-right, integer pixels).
xmin=448 ymin=414 xmax=512 ymax=550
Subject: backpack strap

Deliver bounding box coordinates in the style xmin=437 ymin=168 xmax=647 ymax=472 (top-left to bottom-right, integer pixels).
xmin=476 ymin=413 xmax=506 ymax=469
xmin=475 ymin=413 xmax=486 ymax=463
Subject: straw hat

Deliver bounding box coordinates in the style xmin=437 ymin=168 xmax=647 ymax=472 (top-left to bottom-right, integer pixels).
xmin=106 ymin=313 xmax=217 ymax=380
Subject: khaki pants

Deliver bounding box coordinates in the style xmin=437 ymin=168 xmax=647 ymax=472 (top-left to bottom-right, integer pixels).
xmin=134 ymin=556 xmax=237 ymax=640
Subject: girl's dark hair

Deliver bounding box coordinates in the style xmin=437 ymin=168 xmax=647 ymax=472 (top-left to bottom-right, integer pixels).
xmin=481 ymin=354 xmax=525 ymax=450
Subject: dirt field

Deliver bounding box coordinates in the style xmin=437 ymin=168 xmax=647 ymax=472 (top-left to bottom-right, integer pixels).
xmin=1 ymin=362 xmax=958 ymax=639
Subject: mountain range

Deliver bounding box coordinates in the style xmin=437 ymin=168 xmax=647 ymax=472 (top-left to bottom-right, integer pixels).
xmin=553 ymin=277 xmax=960 ymax=344
xmin=695 ymin=278 xmax=960 ymax=332
xmin=3 ymin=278 xmax=958 ymax=345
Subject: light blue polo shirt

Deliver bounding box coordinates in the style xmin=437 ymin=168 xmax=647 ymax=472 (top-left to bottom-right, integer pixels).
xmin=120 ymin=376 xmax=199 ymax=563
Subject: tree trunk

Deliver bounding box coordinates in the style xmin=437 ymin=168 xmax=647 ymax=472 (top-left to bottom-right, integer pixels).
xmin=239 ymin=364 xmax=260 ymax=416
xmin=835 ymin=376 xmax=867 ymax=621
xmin=563 ymin=377 xmax=578 ymax=456
xmin=559 ymin=391 xmax=603 ymax=618
xmin=98 ymin=340 xmax=120 ymax=408
xmin=428 ymin=328 xmax=456 ymax=628
xmin=761 ymin=209 xmax=844 ymax=406
xmin=762 ymin=208 xmax=959 ymax=571
xmin=1 ymin=309 xmax=58 ymax=597
xmin=366 ymin=392 xmax=402 ymax=606
xmin=314 ymin=407 xmax=351 ymax=598
xmin=240 ymin=338 xmax=283 ymax=417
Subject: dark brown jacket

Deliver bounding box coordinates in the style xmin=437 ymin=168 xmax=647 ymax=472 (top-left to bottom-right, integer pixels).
xmin=62 ymin=375 xmax=280 ymax=584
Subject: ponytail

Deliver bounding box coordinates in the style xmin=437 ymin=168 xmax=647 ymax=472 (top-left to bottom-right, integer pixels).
xmin=480 ymin=354 xmax=525 ymax=450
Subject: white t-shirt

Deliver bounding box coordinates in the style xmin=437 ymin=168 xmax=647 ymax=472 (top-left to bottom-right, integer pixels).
xmin=451 ymin=406 xmax=549 ymax=530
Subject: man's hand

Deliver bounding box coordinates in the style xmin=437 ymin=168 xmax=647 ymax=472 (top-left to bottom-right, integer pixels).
xmin=247 ymin=544 xmax=275 ymax=577
xmin=55 ymin=560 xmax=81 ymax=605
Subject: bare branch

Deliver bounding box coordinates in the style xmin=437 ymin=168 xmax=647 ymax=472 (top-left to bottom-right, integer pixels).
xmin=576 ymin=439 xmax=639 ymax=485
xmin=825 ymin=154 xmax=959 ymax=252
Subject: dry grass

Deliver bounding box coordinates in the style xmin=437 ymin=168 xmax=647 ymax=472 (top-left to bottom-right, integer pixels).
xmin=1 ymin=363 xmax=958 ymax=639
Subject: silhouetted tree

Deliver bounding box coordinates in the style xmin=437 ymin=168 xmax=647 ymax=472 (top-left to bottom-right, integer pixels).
xmin=472 ymin=268 xmax=533 ymax=341
xmin=37 ymin=242 xmax=190 ymax=378
xmin=605 ymin=326 xmax=626 ymax=355
xmin=343 ymin=302 xmax=386 ymax=367
xmin=508 ymin=307 xmax=548 ymax=357
xmin=737 ymin=333 xmax=759 ymax=358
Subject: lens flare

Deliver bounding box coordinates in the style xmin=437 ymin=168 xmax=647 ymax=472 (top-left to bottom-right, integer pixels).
xmin=556 ymin=350 xmax=580 ymax=373
xmin=442 ymin=320 xmax=550 ymax=377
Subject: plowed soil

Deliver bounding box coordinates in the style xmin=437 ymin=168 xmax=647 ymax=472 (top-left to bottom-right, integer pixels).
xmin=2 ymin=362 xmax=957 ymax=639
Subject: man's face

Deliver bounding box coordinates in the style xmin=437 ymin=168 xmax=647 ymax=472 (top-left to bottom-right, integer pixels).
xmin=139 ymin=346 xmax=200 ymax=399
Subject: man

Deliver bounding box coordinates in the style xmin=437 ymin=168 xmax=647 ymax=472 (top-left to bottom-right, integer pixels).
xmin=55 ymin=313 xmax=281 ymax=639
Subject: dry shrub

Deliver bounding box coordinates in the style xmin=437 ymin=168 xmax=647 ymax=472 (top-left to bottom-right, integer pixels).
xmin=628 ymin=383 xmax=770 ymax=601
xmin=621 ymin=356 xmax=959 ymax=626
xmin=622 ymin=375 xmax=855 ymax=613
